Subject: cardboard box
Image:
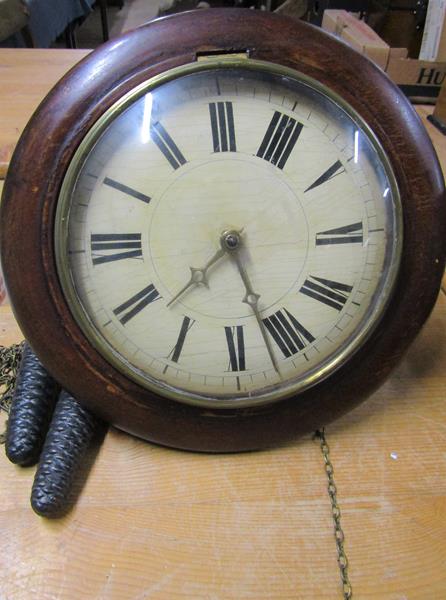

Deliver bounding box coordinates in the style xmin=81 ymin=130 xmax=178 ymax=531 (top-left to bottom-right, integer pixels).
xmin=386 ymin=55 xmax=446 ymax=102
xmin=428 ymin=66 xmax=446 ymax=132
xmin=322 ymin=10 xmax=390 ymax=70
xmin=322 ymin=9 xmax=446 ymax=103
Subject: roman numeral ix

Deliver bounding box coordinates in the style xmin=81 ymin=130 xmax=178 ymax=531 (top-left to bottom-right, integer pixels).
xmin=209 ymin=102 xmax=236 ymax=152
xmin=113 ymin=283 xmax=161 ymax=325
xmin=299 ymin=276 xmax=352 ymax=311
xmin=224 ymin=325 xmax=246 ymax=372
xmin=316 ymin=222 xmax=363 ymax=245
xmin=91 ymin=233 xmax=142 ymax=265
xmin=263 ymin=309 xmax=314 ymax=358
xmin=256 ymin=111 xmax=303 ymax=169
xmin=150 ymin=121 xmax=187 ymax=170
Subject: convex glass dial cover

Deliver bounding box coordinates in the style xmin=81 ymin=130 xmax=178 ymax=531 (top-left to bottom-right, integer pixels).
xmin=56 ymin=60 xmax=402 ymax=408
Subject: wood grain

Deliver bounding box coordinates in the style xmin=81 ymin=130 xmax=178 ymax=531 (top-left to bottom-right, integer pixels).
xmin=0 ymin=49 xmax=90 ymax=179
xmin=0 ymin=28 xmax=445 ymax=600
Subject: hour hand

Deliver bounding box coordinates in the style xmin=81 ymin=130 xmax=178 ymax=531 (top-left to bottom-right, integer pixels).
xmin=166 ymin=247 xmax=225 ymax=307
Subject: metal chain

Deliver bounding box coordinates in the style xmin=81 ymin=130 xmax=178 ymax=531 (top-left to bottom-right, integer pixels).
xmin=0 ymin=341 xmax=353 ymax=600
xmin=314 ymin=428 xmax=352 ymax=600
xmin=0 ymin=342 xmax=24 ymax=442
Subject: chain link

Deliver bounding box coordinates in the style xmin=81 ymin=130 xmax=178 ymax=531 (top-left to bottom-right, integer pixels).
xmin=0 ymin=342 xmax=24 ymax=442
xmin=314 ymin=428 xmax=352 ymax=600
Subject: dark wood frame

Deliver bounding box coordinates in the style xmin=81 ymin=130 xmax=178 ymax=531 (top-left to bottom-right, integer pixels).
xmin=1 ymin=9 xmax=445 ymax=451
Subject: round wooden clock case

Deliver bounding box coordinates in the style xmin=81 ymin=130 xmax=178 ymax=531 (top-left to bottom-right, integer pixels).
xmin=1 ymin=10 xmax=445 ymax=451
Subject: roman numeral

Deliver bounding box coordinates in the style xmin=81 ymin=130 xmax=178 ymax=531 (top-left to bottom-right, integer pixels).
xmin=209 ymin=102 xmax=236 ymax=152
xmin=167 ymin=316 xmax=195 ymax=365
xmin=91 ymin=233 xmax=142 ymax=265
xmin=299 ymin=276 xmax=352 ymax=311
xmin=113 ymin=283 xmax=161 ymax=325
xmin=103 ymin=177 xmax=151 ymax=204
xmin=262 ymin=309 xmax=314 ymax=358
xmin=256 ymin=111 xmax=303 ymax=169
xmin=224 ymin=325 xmax=246 ymax=371
xmin=316 ymin=222 xmax=363 ymax=246
xmin=150 ymin=121 xmax=186 ymax=169
xmin=304 ymin=159 xmax=345 ymax=192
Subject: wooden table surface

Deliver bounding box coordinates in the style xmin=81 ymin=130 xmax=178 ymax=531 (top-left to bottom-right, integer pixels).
xmin=0 ymin=49 xmax=90 ymax=178
xmin=0 ymin=50 xmax=445 ymax=600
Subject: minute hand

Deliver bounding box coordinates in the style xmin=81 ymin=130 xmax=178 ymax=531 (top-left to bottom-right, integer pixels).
xmin=231 ymin=251 xmax=280 ymax=376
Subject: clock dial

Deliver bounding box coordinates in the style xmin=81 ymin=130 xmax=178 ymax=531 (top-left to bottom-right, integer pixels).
xmin=56 ymin=62 xmax=402 ymax=407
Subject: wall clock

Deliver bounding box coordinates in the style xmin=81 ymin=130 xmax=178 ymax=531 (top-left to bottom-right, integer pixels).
xmin=1 ymin=9 xmax=445 ymax=452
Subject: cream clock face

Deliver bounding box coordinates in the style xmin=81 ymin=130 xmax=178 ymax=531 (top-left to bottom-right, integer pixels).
xmin=56 ymin=61 xmax=402 ymax=407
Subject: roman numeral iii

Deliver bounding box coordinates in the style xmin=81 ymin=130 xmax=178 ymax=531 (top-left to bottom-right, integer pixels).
xmin=299 ymin=276 xmax=352 ymax=311
xmin=262 ymin=309 xmax=314 ymax=358
xmin=150 ymin=120 xmax=187 ymax=169
xmin=113 ymin=283 xmax=161 ymax=325
xmin=316 ymin=222 xmax=363 ymax=245
xmin=224 ymin=325 xmax=246 ymax=371
xmin=256 ymin=111 xmax=303 ymax=169
xmin=91 ymin=233 xmax=142 ymax=265
xmin=209 ymin=102 xmax=236 ymax=152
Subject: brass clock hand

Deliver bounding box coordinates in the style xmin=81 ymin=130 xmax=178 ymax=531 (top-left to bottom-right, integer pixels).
xmin=166 ymin=246 xmax=226 ymax=307
xmin=220 ymin=230 xmax=280 ymax=376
